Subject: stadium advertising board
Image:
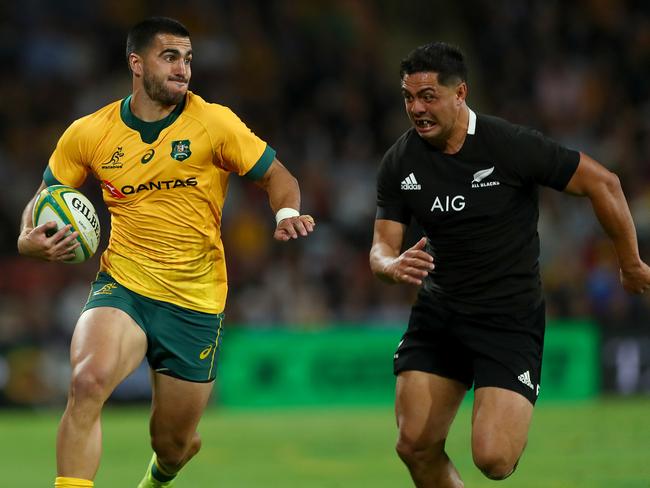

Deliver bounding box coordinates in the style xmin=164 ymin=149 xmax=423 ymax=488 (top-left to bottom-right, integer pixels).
xmin=217 ymin=322 xmax=599 ymax=407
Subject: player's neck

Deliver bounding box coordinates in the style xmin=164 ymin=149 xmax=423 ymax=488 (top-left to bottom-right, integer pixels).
xmin=441 ymin=104 xmax=469 ymax=154
xmin=129 ymin=90 xmax=178 ymax=122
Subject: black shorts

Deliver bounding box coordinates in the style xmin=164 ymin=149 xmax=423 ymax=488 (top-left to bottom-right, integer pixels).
xmin=393 ymin=296 xmax=545 ymax=405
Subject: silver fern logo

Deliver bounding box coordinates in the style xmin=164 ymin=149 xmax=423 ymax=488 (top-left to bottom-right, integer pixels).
xmin=472 ymin=167 xmax=494 ymax=183
xmin=471 ymin=166 xmax=500 ymax=188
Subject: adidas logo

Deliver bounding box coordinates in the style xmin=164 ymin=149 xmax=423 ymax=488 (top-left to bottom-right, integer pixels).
xmin=517 ymin=370 xmax=535 ymax=390
xmin=401 ymin=173 xmax=421 ymax=190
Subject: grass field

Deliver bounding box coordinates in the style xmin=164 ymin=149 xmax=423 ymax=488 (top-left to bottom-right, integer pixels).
xmin=2 ymin=398 xmax=649 ymax=487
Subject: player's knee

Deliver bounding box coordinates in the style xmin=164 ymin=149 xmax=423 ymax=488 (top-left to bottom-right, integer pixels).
xmin=472 ymin=432 xmax=523 ymax=480
xmin=152 ymin=432 xmax=201 ymax=467
xmin=187 ymin=432 xmax=202 ymax=457
xmin=69 ymin=366 xmax=112 ymax=405
xmin=152 ymin=438 xmax=185 ymax=467
xmin=395 ymin=435 xmax=443 ymax=468
xmin=472 ymin=449 xmax=518 ymax=480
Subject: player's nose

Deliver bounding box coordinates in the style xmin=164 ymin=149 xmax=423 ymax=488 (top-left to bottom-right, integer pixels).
xmin=409 ymin=98 xmax=426 ymax=115
xmin=174 ymin=60 xmax=188 ymax=79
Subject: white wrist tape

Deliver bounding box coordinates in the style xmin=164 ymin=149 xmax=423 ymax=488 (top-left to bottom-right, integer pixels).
xmin=275 ymin=207 xmax=300 ymax=225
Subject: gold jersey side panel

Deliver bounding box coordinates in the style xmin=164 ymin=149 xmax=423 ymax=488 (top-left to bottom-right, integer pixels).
xmin=47 ymin=92 xmax=269 ymax=313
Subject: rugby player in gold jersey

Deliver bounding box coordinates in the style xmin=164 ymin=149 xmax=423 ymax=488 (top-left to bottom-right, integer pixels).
xmin=18 ymin=17 xmax=314 ymax=488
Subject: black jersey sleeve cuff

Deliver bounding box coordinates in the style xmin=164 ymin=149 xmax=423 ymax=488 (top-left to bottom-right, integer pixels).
xmin=376 ymin=205 xmax=410 ymax=224
xmin=549 ymin=149 xmax=580 ymax=191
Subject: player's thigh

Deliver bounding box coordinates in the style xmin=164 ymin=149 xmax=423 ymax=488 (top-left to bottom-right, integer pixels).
xmin=149 ymin=372 xmax=214 ymax=440
xmin=70 ymin=306 xmax=148 ymax=389
xmin=396 ymin=371 xmax=467 ymax=448
xmin=471 ymin=386 xmax=533 ymax=460
xmin=460 ymin=303 xmax=543 ymax=459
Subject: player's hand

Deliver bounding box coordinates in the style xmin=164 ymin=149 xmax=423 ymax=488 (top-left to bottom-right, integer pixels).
xmin=385 ymin=237 xmax=435 ymax=285
xmin=274 ymin=214 xmax=316 ymax=241
xmin=620 ymin=261 xmax=650 ymax=294
xmin=17 ymin=222 xmax=80 ymax=262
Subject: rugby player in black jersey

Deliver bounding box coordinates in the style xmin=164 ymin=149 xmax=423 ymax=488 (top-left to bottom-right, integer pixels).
xmin=370 ymin=42 xmax=650 ymax=487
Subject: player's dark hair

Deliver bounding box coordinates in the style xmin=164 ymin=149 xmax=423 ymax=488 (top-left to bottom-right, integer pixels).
xmin=400 ymin=42 xmax=467 ymax=86
xmin=126 ymin=17 xmax=190 ymax=64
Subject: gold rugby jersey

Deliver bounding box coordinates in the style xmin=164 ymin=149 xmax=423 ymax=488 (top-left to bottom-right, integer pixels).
xmin=44 ymin=91 xmax=275 ymax=313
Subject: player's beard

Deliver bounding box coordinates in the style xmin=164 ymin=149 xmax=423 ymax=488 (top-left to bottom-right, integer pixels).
xmin=143 ymin=71 xmax=187 ymax=106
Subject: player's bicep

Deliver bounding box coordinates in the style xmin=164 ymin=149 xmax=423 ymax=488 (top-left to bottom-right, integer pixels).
xmin=252 ymin=159 xmax=284 ymax=189
xmin=564 ymin=152 xmax=616 ymax=197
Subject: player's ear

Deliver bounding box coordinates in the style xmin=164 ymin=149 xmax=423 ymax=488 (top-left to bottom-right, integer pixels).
xmin=129 ymin=53 xmax=143 ymax=77
xmin=455 ymin=82 xmax=467 ymax=104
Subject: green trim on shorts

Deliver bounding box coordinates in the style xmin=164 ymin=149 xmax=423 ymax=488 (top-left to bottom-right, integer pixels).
xmin=84 ymin=272 xmax=224 ymax=382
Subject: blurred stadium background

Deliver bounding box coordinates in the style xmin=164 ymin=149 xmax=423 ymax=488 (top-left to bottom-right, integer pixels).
xmin=1 ymin=0 xmax=649 ymax=486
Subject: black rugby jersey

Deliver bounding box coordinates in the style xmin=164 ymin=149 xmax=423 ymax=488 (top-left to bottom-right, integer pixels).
xmin=376 ymin=109 xmax=580 ymax=313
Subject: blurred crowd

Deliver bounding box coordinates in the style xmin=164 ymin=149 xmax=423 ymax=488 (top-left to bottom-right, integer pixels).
xmin=1 ymin=0 xmax=649 ymax=400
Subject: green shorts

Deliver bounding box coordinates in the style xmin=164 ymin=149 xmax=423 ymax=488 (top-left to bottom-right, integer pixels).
xmin=83 ymin=272 xmax=224 ymax=382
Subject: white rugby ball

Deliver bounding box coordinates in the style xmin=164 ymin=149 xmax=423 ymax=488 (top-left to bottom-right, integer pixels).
xmin=32 ymin=185 xmax=101 ymax=263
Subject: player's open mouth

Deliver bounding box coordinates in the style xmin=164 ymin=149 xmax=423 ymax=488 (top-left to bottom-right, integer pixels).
xmin=415 ymin=119 xmax=436 ymax=130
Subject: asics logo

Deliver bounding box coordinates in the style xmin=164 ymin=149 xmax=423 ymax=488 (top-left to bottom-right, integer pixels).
xmin=199 ymin=345 xmax=214 ymax=360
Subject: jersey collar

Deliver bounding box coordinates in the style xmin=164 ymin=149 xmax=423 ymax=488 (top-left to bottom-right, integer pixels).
xmin=120 ymin=94 xmax=186 ymax=144
xmin=467 ymin=107 xmax=477 ymax=135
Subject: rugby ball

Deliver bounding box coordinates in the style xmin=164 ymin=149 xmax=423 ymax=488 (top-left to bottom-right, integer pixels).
xmin=32 ymin=185 xmax=101 ymax=263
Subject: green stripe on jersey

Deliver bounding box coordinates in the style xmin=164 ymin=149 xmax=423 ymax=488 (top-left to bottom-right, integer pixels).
xmin=43 ymin=165 xmax=62 ymax=186
xmin=244 ymin=145 xmax=276 ymax=181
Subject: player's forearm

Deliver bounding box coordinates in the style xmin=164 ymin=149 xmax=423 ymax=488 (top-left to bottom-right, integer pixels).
xmin=17 ymin=194 xmax=41 ymax=256
xmin=20 ymin=200 xmax=35 ymax=235
xmin=267 ymin=172 xmax=300 ymax=213
xmin=18 ymin=193 xmax=40 ymax=238
xmin=19 ymin=182 xmax=46 ymax=235
xmin=369 ymin=243 xmax=399 ymax=283
xmin=257 ymin=160 xmax=301 ymax=212
xmin=588 ymin=172 xmax=642 ymax=271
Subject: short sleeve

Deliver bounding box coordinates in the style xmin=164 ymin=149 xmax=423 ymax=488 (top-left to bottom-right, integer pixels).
xmin=376 ymin=148 xmax=411 ymax=224
xmin=46 ymin=119 xmax=91 ymax=188
xmin=208 ymin=106 xmax=270 ymax=176
xmin=506 ymin=125 xmax=580 ymax=191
